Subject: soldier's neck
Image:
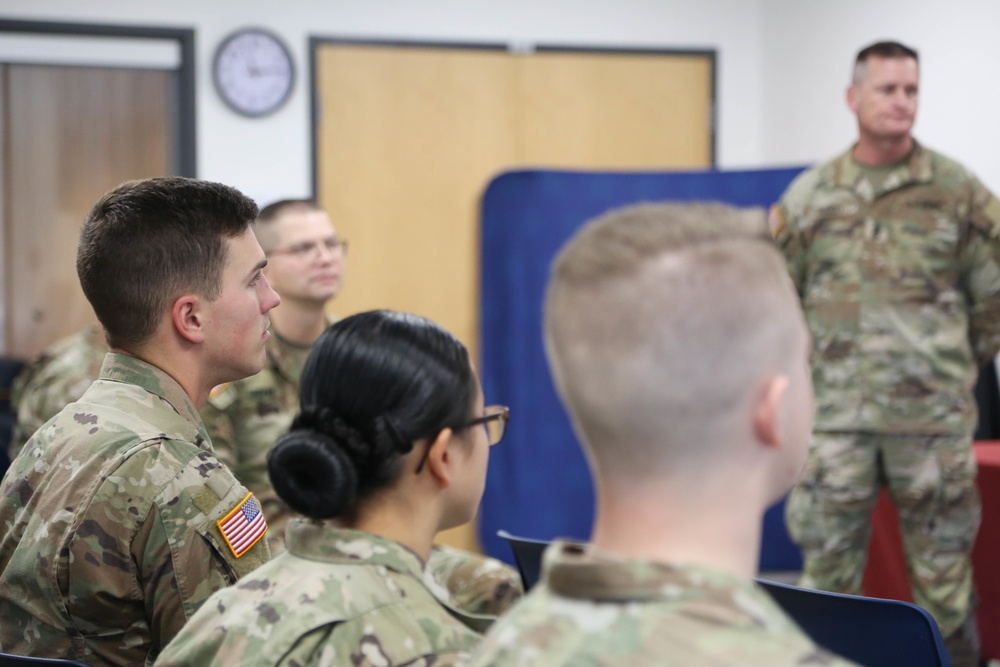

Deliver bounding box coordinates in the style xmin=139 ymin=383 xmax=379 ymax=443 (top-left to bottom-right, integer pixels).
xmin=590 ymin=477 xmax=762 ymax=581
xmin=853 ymin=132 xmax=913 ymax=166
xmin=269 ymin=299 xmax=330 ymax=347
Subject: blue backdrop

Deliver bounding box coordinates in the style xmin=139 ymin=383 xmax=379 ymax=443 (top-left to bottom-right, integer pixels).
xmin=478 ymin=166 xmax=807 ymax=570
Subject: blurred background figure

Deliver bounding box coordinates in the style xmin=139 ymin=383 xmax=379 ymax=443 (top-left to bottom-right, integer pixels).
xmin=773 ymin=41 xmax=1000 ymax=667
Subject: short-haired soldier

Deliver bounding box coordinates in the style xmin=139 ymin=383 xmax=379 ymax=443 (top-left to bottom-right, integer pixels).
xmin=0 ymin=177 xmax=281 ymax=666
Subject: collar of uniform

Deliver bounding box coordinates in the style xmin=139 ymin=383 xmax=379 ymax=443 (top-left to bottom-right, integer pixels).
xmin=543 ymin=540 xmax=762 ymax=605
xmin=97 ymin=352 xmax=209 ymax=446
xmin=829 ymin=139 xmax=934 ymax=200
xmin=285 ymin=519 xmax=427 ymax=578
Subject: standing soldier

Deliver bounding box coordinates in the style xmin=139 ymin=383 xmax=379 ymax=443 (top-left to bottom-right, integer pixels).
xmin=773 ymin=41 xmax=1000 ymax=667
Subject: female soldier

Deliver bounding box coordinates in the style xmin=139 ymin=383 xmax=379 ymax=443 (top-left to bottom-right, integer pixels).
xmin=156 ymin=310 xmax=510 ymax=666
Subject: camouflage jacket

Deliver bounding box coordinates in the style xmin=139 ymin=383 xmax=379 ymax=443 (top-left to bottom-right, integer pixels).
xmin=774 ymin=142 xmax=1000 ymax=435
xmin=467 ymin=541 xmax=858 ymax=666
xmin=201 ymin=326 xmax=320 ymax=552
xmin=155 ymin=521 xmax=494 ymax=667
xmin=0 ymin=353 xmax=270 ymax=667
xmin=424 ymin=543 xmax=523 ymax=617
xmin=8 ymin=325 xmax=107 ymax=460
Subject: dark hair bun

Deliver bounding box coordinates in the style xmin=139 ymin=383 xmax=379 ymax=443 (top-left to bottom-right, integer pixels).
xmin=267 ymin=409 xmax=368 ymax=519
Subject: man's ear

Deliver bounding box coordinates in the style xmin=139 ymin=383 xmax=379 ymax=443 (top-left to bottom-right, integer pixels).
xmin=846 ymin=84 xmax=858 ymax=113
xmin=753 ymin=375 xmax=789 ymax=448
xmin=423 ymin=428 xmax=456 ymax=489
xmin=172 ymin=294 xmax=205 ymax=344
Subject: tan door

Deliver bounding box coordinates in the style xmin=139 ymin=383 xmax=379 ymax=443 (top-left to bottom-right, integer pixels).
xmin=315 ymin=44 xmax=711 ymax=358
xmin=1 ymin=64 xmax=174 ymax=358
xmin=315 ymin=42 xmax=712 ymax=551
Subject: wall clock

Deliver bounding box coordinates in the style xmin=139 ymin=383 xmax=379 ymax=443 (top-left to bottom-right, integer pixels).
xmin=213 ymin=28 xmax=295 ymax=117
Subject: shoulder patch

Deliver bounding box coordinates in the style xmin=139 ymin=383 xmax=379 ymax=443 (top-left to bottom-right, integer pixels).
xmin=768 ymin=204 xmax=785 ymax=238
xmin=217 ymin=492 xmax=268 ymax=558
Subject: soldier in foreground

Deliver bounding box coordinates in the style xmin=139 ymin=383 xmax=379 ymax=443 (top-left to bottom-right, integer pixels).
xmin=0 ymin=177 xmax=280 ymax=666
xmin=157 ymin=310 xmax=508 ymax=666
xmin=468 ymin=202 xmax=858 ymax=666
xmin=773 ymin=41 xmax=1000 ymax=666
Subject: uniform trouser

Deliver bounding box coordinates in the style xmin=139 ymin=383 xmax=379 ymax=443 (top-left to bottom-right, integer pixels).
xmin=785 ymin=431 xmax=980 ymax=637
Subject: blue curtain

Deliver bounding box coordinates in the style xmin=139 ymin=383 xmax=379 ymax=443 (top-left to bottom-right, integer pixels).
xmin=478 ymin=166 xmax=807 ymax=570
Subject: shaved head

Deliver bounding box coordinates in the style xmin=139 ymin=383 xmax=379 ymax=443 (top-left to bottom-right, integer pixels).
xmin=544 ymin=202 xmax=808 ymax=482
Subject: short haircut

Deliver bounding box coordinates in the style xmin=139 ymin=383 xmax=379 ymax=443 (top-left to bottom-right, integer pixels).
xmin=77 ymin=176 xmax=258 ymax=350
xmin=544 ymin=202 xmax=802 ymax=478
xmin=852 ymin=40 xmax=919 ymax=84
xmin=253 ymin=199 xmax=326 ymax=253
xmin=268 ymin=309 xmax=478 ymax=519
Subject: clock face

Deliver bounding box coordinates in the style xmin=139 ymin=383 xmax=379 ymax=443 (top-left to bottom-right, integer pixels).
xmin=213 ymin=28 xmax=295 ymax=117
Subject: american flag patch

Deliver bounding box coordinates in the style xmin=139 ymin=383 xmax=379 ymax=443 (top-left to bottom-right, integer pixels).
xmin=217 ymin=493 xmax=268 ymax=558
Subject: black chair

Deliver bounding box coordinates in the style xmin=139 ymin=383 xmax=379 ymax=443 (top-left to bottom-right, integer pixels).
xmin=0 ymin=653 xmax=91 ymax=666
xmin=496 ymin=529 xmax=550 ymax=590
xmin=757 ymin=579 xmax=951 ymax=667
xmin=975 ymin=360 xmax=1000 ymax=440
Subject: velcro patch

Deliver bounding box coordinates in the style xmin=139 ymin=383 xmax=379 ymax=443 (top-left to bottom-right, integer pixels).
xmin=217 ymin=492 xmax=268 ymax=558
xmin=768 ymin=204 xmax=785 ymax=238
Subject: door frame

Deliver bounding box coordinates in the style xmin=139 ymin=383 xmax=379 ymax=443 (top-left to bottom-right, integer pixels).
xmin=0 ymin=18 xmax=196 ymax=177
xmin=0 ymin=19 xmax=197 ymax=353
xmin=307 ymin=36 xmax=717 ymax=196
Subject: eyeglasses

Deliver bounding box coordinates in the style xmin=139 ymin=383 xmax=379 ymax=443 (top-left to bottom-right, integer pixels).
xmin=267 ymin=237 xmax=348 ymax=260
xmin=414 ymin=405 xmax=510 ymax=474
xmin=459 ymin=405 xmax=510 ymax=446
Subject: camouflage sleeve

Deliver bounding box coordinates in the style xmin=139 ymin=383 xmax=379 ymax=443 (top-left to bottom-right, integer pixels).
xmin=426 ymin=544 xmax=523 ymax=616
xmin=134 ymin=446 xmax=270 ymax=647
xmin=960 ymin=178 xmax=1000 ymax=365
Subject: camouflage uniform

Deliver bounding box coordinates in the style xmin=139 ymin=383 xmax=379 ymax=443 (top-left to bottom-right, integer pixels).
xmin=0 ymin=353 xmax=270 ymax=667
xmin=8 ymin=324 xmax=106 ymax=460
xmin=425 ymin=543 xmax=523 ymax=617
xmin=467 ymin=541 xmax=858 ymax=666
xmin=155 ymin=520 xmax=494 ymax=667
xmin=774 ymin=142 xmax=1000 ymax=651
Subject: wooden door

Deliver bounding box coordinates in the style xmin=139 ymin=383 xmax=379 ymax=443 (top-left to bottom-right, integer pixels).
xmin=315 ymin=42 xmax=712 ymax=551
xmin=315 ymin=44 xmax=712 ymax=360
xmin=1 ymin=64 xmax=174 ymax=358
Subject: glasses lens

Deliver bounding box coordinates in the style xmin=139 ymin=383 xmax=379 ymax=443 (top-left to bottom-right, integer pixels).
xmin=483 ymin=405 xmax=508 ymax=445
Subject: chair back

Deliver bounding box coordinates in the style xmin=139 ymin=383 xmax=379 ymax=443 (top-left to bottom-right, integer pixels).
xmin=496 ymin=529 xmax=550 ymax=591
xmin=757 ymin=579 xmax=952 ymax=667
xmin=0 ymin=653 xmax=91 ymax=667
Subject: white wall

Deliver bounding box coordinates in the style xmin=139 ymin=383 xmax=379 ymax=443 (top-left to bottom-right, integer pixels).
xmin=7 ymin=1 xmax=996 ymax=197
xmin=0 ymin=0 xmax=765 ymax=204
xmin=760 ymin=0 xmax=1000 ymax=191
